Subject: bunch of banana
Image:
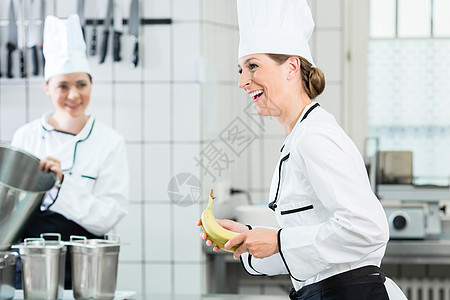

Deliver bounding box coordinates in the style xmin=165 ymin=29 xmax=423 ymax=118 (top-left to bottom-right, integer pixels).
xmin=201 ymin=190 xmax=240 ymax=253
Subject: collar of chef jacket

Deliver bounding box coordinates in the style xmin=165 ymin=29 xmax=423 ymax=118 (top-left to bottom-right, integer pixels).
xmin=39 ymin=113 xmax=96 ymax=171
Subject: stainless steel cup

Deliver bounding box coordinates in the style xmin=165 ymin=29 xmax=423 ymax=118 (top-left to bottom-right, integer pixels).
xmin=70 ymin=236 xmax=120 ymax=300
xmin=0 ymin=144 xmax=56 ymax=250
xmin=13 ymin=234 xmax=66 ymax=300
xmin=0 ymin=251 xmax=18 ymax=300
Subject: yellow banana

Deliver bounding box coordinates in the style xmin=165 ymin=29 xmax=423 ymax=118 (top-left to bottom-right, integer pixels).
xmin=201 ymin=190 xmax=240 ymax=252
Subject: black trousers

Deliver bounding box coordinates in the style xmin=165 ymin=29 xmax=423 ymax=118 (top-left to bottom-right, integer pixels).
xmin=290 ymin=266 xmax=390 ymax=300
xmin=16 ymin=210 xmax=102 ymax=289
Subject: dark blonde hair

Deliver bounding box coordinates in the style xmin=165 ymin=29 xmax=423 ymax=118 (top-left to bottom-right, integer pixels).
xmin=267 ymin=54 xmax=325 ymax=99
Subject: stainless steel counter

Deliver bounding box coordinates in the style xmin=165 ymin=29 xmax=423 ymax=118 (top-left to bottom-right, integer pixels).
xmin=13 ymin=290 xmax=287 ymax=300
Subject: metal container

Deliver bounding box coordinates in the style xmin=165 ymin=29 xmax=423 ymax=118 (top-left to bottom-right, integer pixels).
xmin=13 ymin=234 xmax=66 ymax=300
xmin=0 ymin=144 xmax=56 ymax=250
xmin=0 ymin=251 xmax=18 ymax=300
xmin=70 ymin=236 xmax=120 ymax=300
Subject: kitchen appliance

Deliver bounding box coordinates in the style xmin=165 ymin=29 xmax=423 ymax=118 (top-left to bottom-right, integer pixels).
xmin=378 ymin=184 xmax=448 ymax=239
xmin=13 ymin=234 xmax=66 ymax=300
xmin=370 ymin=149 xmax=448 ymax=239
xmin=0 ymin=144 xmax=56 ymax=250
xmin=0 ymin=251 xmax=19 ymax=300
xmin=69 ymin=235 xmax=120 ymax=300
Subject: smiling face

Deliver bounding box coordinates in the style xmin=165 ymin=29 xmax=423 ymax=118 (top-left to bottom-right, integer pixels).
xmin=44 ymin=72 xmax=92 ymax=119
xmin=238 ymin=53 xmax=294 ymax=117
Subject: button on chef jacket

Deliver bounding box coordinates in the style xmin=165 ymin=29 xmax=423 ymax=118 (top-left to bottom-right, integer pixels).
xmin=11 ymin=113 xmax=129 ymax=236
xmin=240 ymin=102 xmax=392 ymax=291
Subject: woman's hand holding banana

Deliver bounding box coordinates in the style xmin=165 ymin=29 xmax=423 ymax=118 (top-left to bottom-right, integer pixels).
xmin=224 ymin=227 xmax=279 ymax=260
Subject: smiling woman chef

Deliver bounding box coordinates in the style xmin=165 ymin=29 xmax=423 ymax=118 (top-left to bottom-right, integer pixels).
xmin=199 ymin=0 xmax=407 ymax=299
xmin=11 ymin=15 xmax=129 ymax=288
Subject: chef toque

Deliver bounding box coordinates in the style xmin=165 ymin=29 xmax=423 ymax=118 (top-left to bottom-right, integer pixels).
xmin=237 ymin=0 xmax=315 ymax=66
xmin=43 ymin=14 xmax=91 ymax=81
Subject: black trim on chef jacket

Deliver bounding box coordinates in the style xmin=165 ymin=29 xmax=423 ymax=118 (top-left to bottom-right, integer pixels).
xmin=62 ymin=119 xmax=96 ymax=172
xmin=239 ymin=255 xmax=265 ymax=277
xmin=281 ymin=205 xmax=314 ymax=215
xmin=269 ymin=103 xmax=320 ymax=211
xmin=278 ymin=228 xmax=305 ymax=282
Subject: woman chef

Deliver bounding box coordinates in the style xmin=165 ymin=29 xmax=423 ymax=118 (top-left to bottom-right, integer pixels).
xmin=199 ymin=0 xmax=407 ymax=299
xmin=11 ymin=15 xmax=129 ymax=288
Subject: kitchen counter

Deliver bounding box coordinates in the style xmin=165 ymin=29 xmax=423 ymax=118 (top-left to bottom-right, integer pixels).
xmin=12 ymin=291 xmax=287 ymax=300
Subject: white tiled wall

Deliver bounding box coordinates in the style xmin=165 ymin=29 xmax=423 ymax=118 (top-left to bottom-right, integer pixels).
xmin=0 ymin=0 xmax=346 ymax=297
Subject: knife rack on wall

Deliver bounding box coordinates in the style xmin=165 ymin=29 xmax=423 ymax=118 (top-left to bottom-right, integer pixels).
xmin=0 ymin=17 xmax=172 ymax=79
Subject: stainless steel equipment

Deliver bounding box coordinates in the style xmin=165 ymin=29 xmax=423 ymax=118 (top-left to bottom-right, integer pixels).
xmin=69 ymin=236 xmax=120 ymax=300
xmin=0 ymin=144 xmax=56 ymax=250
xmin=0 ymin=251 xmax=19 ymax=300
xmin=13 ymin=234 xmax=66 ymax=300
xmin=378 ymin=184 xmax=449 ymax=239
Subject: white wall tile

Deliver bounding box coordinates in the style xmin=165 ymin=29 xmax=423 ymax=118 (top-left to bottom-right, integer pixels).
xmin=117 ymin=263 xmax=143 ymax=295
xmin=173 ymin=83 xmax=200 ymax=141
xmin=173 ymin=204 xmax=202 ymax=262
xmin=143 ymin=0 xmax=171 ymax=19
xmin=144 ymin=83 xmax=170 ymax=142
xmin=173 ymin=23 xmax=201 ymax=81
xmin=87 ymin=83 xmax=113 ymax=127
xmin=0 ymin=0 xmax=10 ymax=20
xmin=126 ymin=144 xmax=142 ymax=201
xmin=145 ymin=264 xmax=172 ymax=294
xmin=114 ymin=83 xmax=142 ymax=142
xmin=143 ymin=26 xmax=171 ymax=82
xmin=316 ymin=31 xmax=342 ymax=82
xmin=28 ymin=84 xmax=53 ymax=121
xmin=55 ymin=0 xmax=77 ymax=17
xmin=174 ymin=264 xmax=202 ymax=294
xmin=173 ymin=144 xmax=200 ymax=180
xmin=144 ymin=144 xmax=171 ymax=201
xmin=317 ymin=0 xmax=342 ymax=28
xmin=145 ymin=204 xmax=171 ymax=261
xmin=116 ymin=203 xmax=143 ymax=261
xmin=0 ymin=84 xmax=27 ymax=141
xmin=173 ymin=0 xmax=200 ymax=21
xmin=317 ymin=83 xmax=342 ymax=125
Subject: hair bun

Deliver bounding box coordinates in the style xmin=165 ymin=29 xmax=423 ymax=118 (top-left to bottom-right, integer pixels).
xmin=308 ymin=67 xmax=325 ymax=99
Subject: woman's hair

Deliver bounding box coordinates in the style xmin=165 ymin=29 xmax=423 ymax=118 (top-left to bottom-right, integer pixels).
xmin=267 ymin=54 xmax=325 ymax=99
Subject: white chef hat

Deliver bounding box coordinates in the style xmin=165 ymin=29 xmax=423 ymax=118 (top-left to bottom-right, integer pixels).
xmin=43 ymin=14 xmax=91 ymax=81
xmin=237 ymin=0 xmax=315 ymax=66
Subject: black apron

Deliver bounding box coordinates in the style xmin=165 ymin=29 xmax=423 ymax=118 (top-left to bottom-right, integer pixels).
xmin=16 ymin=210 xmax=102 ymax=289
xmin=289 ymin=266 xmax=390 ymax=300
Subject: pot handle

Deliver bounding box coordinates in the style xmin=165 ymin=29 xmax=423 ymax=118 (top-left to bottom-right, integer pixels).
xmin=40 ymin=233 xmax=61 ymax=243
xmin=105 ymin=233 xmax=120 ymax=243
xmin=70 ymin=235 xmax=87 ymax=244
xmin=24 ymin=238 xmax=45 ymax=246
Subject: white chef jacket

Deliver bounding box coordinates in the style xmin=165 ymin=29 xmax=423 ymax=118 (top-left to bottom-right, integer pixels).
xmin=240 ymin=102 xmax=406 ymax=299
xmin=11 ymin=113 xmax=129 ymax=236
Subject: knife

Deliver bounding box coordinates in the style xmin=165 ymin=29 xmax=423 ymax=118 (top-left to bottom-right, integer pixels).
xmin=6 ymin=0 xmax=18 ymax=78
xmin=90 ymin=11 xmax=98 ymax=56
xmin=112 ymin=0 xmax=123 ymax=62
xmin=28 ymin=0 xmax=39 ymax=76
xmin=17 ymin=0 xmax=27 ymax=78
xmin=77 ymin=0 xmax=86 ymax=41
xmin=128 ymin=0 xmax=139 ymax=68
xmin=99 ymin=0 xmax=113 ymax=64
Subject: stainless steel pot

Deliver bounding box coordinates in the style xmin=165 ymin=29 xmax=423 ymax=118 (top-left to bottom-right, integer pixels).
xmin=0 ymin=251 xmax=18 ymax=300
xmin=70 ymin=236 xmax=120 ymax=300
xmin=0 ymin=144 xmax=56 ymax=250
xmin=13 ymin=234 xmax=66 ymax=300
